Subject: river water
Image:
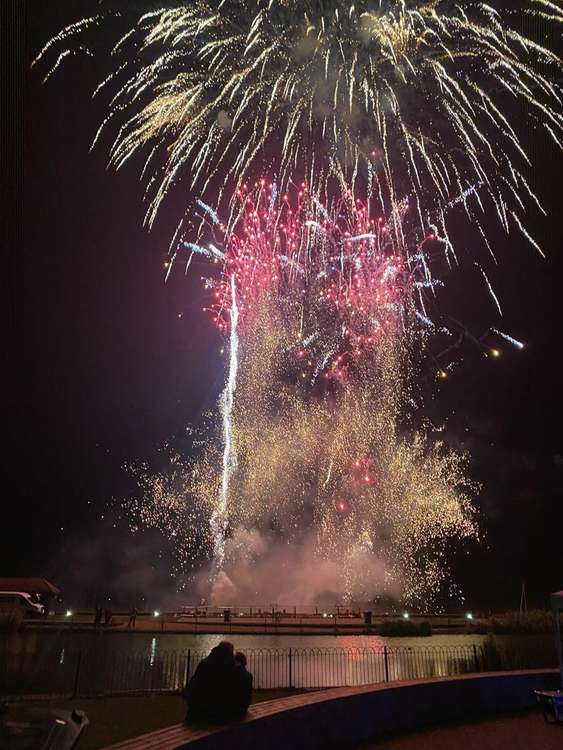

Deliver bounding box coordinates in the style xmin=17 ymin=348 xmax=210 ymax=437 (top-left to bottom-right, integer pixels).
xmin=4 ymin=630 xmax=490 ymax=653
xmin=1 ymin=631 xmax=557 ymax=694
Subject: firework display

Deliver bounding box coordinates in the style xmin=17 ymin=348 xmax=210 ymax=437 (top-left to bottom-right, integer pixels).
xmin=35 ymin=2 xmax=562 ymax=606
xmin=123 ymin=186 xmax=478 ymax=606
xmin=198 ymin=183 xmax=424 ymax=337
xmin=212 ymin=294 xmax=478 ymax=606
xmin=35 ymin=1 xmax=562 ymax=259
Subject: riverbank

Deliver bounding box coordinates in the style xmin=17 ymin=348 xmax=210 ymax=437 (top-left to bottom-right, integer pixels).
xmin=20 ymin=613 xmax=478 ymax=636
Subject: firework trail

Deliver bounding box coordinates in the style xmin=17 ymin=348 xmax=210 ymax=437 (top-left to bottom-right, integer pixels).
xmin=475 ymin=262 xmax=503 ymax=316
xmin=211 ymin=274 xmax=239 ymax=565
xmin=492 ymin=328 xmax=525 ymax=350
xmin=35 ymin=1 xmax=563 ymax=261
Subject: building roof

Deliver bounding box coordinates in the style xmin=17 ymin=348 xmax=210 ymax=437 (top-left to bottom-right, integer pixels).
xmin=0 ymin=578 xmax=60 ymax=594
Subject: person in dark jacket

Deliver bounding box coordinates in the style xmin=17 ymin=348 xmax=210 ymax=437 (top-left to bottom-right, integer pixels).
xmin=103 ymin=605 xmax=112 ymax=626
xmin=127 ymin=606 xmax=137 ymax=628
xmin=231 ymin=651 xmax=253 ymax=717
xmin=183 ymin=641 xmax=252 ymax=724
xmin=94 ymin=604 xmax=102 ymax=627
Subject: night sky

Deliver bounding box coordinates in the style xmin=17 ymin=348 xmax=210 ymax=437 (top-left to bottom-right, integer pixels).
xmin=6 ymin=2 xmax=563 ymax=610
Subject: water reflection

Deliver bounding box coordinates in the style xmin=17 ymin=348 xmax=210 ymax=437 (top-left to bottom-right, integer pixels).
xmin=0 ymin=630 xmax=556 ymax=695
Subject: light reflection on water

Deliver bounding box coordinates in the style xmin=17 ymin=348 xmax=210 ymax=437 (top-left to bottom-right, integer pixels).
xmin=0 ymin=631 xmax=491 ymax=663
xmin=1 ymin=631 xmax=556 ymax=694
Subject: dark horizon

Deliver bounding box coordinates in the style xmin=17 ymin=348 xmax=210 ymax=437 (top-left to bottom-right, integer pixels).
xmin=5 ymin=1 xmax=563 ymax=612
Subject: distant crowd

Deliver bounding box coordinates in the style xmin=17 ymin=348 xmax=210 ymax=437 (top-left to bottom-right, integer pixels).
xmin=93 ymin=604 xmax=137 ymax=627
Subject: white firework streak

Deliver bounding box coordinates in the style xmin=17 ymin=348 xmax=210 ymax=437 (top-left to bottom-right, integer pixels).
xmin=182 ymin=242 xmax=225 ymax=260
xmin=211 ymin=274 xmax=239 ymax=566
xmin=492 ymin=328 xmax=524 ymax=350
xmin=196 ymin=199 xmax=220 ymax=225
xmin=475 ymin=263 xmax=502 ymax=316
xmin=348 ymin=233 xmax=378 ymax=242
xmin=323 ymin=459 xmax=334 ymax=488
xmin=416 ymin=311 xmax=436 ymax=328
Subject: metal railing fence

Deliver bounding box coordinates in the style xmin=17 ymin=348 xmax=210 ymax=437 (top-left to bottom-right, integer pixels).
xmin=1 ymin=642 xmax=557 ymax=700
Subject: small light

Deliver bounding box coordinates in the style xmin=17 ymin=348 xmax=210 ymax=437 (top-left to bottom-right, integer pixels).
xmin=154 ymin=610 xmax=160 ymax=617
xmin=65 ymin=610 xmax=73 ymax=617
xmin=403 ymin=612 xmax=409 ymax=619
xmin=322 ymin=612 xmax=328 ymax=618
xmin=437 ymin=369 xmax=448 ymax=379
xmin=466 ymin=612 xmax=473 ymax=620
xmin=490 ymin=348 xmax=501 ymax=358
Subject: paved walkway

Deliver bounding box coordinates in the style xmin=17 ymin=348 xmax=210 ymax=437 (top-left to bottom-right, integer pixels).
xmin=366 ymin=711 xmax=562 ymax=749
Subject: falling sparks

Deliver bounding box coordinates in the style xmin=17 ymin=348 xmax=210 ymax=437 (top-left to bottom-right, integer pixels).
xmin=35 ymin=1 xmax=563 ymax=260
xmin=475 ymin=263 xmax=503 ymax=316
xmin=198 ymin=183 xmax=433 ymax=368
xmin=123 ymin=184 xmax=479 ymax=607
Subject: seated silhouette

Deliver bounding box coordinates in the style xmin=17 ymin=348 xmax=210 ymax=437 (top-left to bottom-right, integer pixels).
xmin=232 ymin=651 xmax=253 ymax=716
xmin=183 ymin=641 xmax=253 ymax=724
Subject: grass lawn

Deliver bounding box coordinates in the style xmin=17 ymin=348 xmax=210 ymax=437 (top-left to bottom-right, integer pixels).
xmin=13 ymin=690 xmax=305 ymax=750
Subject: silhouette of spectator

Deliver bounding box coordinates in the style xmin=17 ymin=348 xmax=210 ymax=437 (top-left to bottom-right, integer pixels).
xmin=183 ymin=641 xmax=252 ymax=724
xmin=94 ymin=604 xmax=102 ymax=627
xmin=232 ymin=651 xmax=253 ymax=717
xmin=127 ymin=606 xmax=137 ymax=628
xmin=104 ymin=605 xmax=112 ymax=626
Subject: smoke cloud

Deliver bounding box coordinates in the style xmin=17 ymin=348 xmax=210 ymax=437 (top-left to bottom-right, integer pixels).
xmin=203 ymin=528 xmax=399 ymax=606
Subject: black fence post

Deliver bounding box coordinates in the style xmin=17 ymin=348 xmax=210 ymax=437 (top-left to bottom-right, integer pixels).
xmin=473 ymin=643 xmax=479 ymax=672
xmin=384 ymin=645 xmax=389 ymax=683
xmin=288 ymin=648 xmax=293 ymax=689
xmin=186 ymin=649 xmax=191 ymax=686
xmin=72 ymin=650 xmax=83 ymax=698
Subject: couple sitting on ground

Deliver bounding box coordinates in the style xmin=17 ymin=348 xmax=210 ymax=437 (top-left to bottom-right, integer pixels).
xmin=182 ymin=641 xmax=253 ymax=724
